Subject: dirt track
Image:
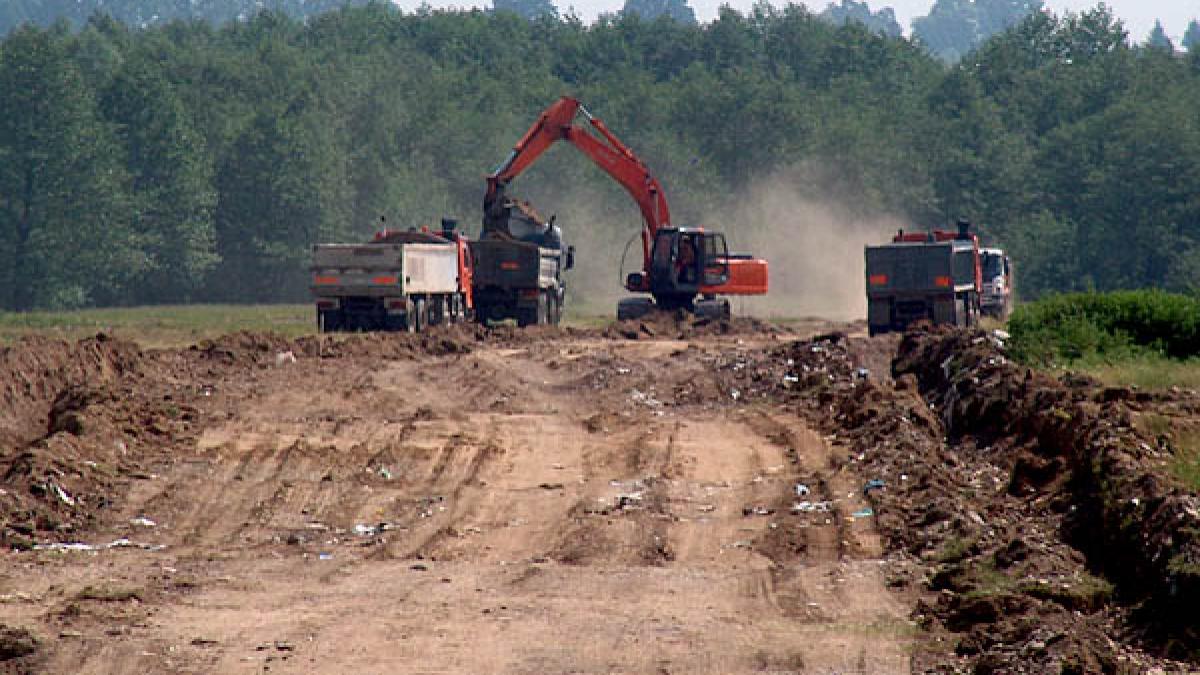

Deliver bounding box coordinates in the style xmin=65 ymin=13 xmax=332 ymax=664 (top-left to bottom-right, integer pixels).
xmin=0 ymin=321 xmax=920 ymax=674
xmin=5 ymin=319 xmax=1200 ymax=674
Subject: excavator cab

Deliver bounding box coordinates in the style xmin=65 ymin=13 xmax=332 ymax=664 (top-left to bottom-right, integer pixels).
xmin=645 ymin=228 xmax=730 ymax=307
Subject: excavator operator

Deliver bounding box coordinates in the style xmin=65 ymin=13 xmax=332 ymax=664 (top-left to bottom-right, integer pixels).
xmin=676 ymin=235 xmax=698 ymax=285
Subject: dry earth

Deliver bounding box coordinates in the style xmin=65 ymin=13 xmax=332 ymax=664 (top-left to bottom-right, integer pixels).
xmin=0 ymin=319 xmax=917 ymax=674
xmin=3 ymin=318 xmax=1199 ymax=674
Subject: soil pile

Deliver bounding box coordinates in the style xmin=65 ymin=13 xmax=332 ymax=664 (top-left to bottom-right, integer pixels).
xmin=0 ymin=336 xmax=202 ymax=549
xmin=722 ymin=326 xmax=1200 ymax=670
xmin=603 ymin=310 xmax=780 ymax=341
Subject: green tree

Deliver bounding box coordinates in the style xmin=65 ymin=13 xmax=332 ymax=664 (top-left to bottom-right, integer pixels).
xmin=1184 ymin=20 xmax=1200 ymax=51
xmin=0 ymin=27 xmax=140 ymax=309
xmin=913 ymin=0 xmax=1042 ymax=61
xmin=621 ymin=0 xmax=696 ymax=25
xmin=1145 ymin=19 xmax=1173 ymax=51
xmin=493 ymin=0 xmax=558 ymax=20
xmin=212 ymin=99 xmax=352 ymax=301
xmin=100 ymin=55 xmax=218 ymax=303
xmin=820 ymin=0 xmax=902 ymax=38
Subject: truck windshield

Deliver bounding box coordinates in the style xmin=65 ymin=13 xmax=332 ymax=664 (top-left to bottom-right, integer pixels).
xmin=982 ymin=254 xmax=1003 ymax=279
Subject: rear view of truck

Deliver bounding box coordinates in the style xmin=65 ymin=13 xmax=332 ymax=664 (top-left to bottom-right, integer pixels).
xmin=865 ymin=222 xmax=983 ymax=336
xmin=471 ymin=198 xmax=573 ymax=327
xmin=310 ymin=224 xmax=473 ymax=332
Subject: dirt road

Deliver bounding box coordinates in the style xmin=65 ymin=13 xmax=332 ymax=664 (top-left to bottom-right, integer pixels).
xmin=0 ymin=324 xmax=916 ymax=674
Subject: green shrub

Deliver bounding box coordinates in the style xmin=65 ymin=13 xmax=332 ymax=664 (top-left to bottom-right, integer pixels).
xmin=1009 ymin=290 xmax=1200 ymax=365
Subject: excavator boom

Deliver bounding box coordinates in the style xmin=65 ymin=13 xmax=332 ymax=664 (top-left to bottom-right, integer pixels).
xmin=486 ymin=97 xmax=669 ymax=272
xmin=486 ymin=96 xmax=767 ymax=318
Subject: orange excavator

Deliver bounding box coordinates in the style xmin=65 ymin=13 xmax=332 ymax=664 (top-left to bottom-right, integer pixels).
xmin=485 ymin=96 xmax=768 ymax=320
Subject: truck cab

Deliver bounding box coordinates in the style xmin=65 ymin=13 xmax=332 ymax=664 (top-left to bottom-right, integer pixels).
xmin=979 ymin=248 xmax=1013 ymax=319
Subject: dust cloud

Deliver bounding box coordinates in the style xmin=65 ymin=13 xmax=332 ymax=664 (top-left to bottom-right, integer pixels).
xmin=715 ymin=173 xmax=906 ymax=321
xmin=508 ymin=179 xmax=642 ymax=317
xmin=510 ymin=169 xmax=908 ymax=321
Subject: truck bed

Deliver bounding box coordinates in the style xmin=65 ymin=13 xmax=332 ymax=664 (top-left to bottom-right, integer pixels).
xmin=311 ymin=243 xmax=460 ymax=297
xmin=469 ymin=238 xmax=559 ymax=290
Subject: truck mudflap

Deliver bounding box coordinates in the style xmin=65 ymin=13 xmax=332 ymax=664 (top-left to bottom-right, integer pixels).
xmin=868 ymin=292 xmax=977 ymax=335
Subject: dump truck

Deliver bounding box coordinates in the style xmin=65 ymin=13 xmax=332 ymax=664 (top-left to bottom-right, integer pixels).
xmin=865 ymin=221 xmax=982 ymax=336
xmin=310 ymin=219 xmax=473 ymax=332
xmin=471 ymin=198 xmax=573 ymax=327
xmin=980 ymin=247 xmax=1014 ymax=319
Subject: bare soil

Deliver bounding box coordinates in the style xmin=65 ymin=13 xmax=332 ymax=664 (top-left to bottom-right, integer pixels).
xmin=0 ymin=317 xmax=1197 ymax=673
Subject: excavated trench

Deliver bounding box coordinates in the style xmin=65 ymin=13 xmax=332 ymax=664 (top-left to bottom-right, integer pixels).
xmin=721 ymin=325 xmax=1200 ymax=671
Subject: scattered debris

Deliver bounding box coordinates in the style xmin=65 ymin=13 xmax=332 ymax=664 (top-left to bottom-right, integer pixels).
xmin=862 ymin=479 xmax=886 ymax=496
xmin=791 ymin=501 xmax=833 ymax=513
xmin=31 ymin=538 xmax=165 ymax=552
xmin=50 ymin=482 xmax=75 ymax=506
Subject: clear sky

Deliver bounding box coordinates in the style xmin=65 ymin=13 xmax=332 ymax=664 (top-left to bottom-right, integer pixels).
xmin=400 ymin=0 xmax=1198 ymax=45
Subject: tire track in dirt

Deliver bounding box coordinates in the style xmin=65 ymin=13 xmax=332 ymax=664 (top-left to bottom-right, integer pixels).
xmin=14 ymin=333 xmax=917 ymax=675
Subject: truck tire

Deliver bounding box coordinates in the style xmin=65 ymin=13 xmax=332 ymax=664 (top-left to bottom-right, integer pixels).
xmin=617 ymin=297 xmax=655 ymax=321
xmin=694 ymin=297 xmax=730 ymax=320
xmin=318 ymin=309 xmax=341 ymax=333
xmin=407 ymin=297 xmax=425 ymax=333
xmin=537 ymin=291 xmax=549 ymax=325
xmin=428 ymin=296 xmax=444 ymax=327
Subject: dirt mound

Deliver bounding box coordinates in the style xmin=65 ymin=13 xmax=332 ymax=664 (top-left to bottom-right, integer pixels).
xmin=0 ymin=335 xmax=202 ymax=548
xmin=602 ymin=310 xmax=779 ymax=341
xmin=719 ymin=326 xmax=1199 ymax=671
xmin=0 ymin=335 xmax=144 ymax=446
xmin=896 ymin=326 xmax=1200 ymax=660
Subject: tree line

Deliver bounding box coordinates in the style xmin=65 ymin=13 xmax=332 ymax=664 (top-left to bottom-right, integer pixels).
xmin=0 ymin=3 xmax=1197 ymax=310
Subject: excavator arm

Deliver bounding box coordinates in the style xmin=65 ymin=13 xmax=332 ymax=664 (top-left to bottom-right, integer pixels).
xmin=485 ymin=97 xmax=670 ymax=273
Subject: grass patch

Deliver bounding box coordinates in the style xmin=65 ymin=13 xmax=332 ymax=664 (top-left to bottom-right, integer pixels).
xmin=1073 ymin=355 xmax=1200 ymax=390
xmin=1168 ymin=431 xmax=1200 ymax=491
xmin=1136 ymin=414 xmax=1200 ymax=491
xmin=1018 ymin=573 xmax=1113 ymax=612
xmin=0 ymin=304 xmax=315 ymax=348
xmin=934 ymin=536 xmax=978 ymax=564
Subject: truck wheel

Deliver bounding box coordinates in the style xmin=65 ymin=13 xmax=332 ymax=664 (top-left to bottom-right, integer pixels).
xmin=537 ymin=291 xmax=549 ymax=325
xmin=318 ymin=309 xmax=341 ymax=333
xmin=428 ymin=296 xmax=443 ymax=327
xmin=407 ymin=297 xmax=424 ymax=333
xmin=617 ymin=297 xmax=655 ymax=321
xmin=548 ymin=294 xmax=560 ymax=325
xmin=694 ymin=297 xmax=730 ymax=320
